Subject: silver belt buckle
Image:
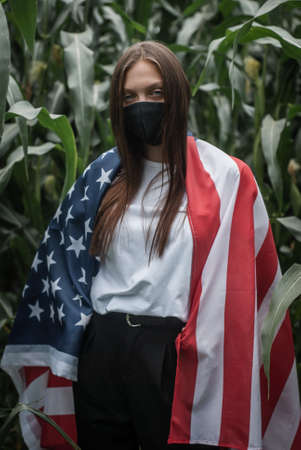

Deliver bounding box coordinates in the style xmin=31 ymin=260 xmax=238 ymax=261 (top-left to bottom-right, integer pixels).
xmin=126 ymin=313 xmax=141 ymax=327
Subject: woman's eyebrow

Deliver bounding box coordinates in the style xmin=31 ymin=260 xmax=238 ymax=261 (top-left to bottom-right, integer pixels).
xmin=123 ymin=82 xmax=163 ymax=93
xmin=147 ymin=82 xmax=163 ymax=89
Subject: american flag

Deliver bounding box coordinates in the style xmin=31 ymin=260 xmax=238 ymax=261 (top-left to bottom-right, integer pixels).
xmin=1 ymin=137 xmax=301 ymax=449
xmin=1 ymin=147 xmax=121 ymax=448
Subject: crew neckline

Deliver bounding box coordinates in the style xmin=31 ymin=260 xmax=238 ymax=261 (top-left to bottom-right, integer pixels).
xmin=143 ymin=158 xmax=167 ymax=169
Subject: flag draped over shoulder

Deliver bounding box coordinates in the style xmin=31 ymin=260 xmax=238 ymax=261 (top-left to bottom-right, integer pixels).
xmin=1 ymin=148 xmax=121 ymax=449
xmin=169 ymin=137 xmax=301 ymax=449
xmin=1 ymin=137 xmax=300 ymax=449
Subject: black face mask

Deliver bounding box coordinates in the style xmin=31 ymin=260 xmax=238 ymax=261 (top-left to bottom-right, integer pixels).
xmin=123 ymin=101 xmax=164 ymax=146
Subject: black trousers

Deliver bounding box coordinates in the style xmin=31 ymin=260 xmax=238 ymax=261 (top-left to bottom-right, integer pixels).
xmin=73 ymin=312 xmax=220 ymax=450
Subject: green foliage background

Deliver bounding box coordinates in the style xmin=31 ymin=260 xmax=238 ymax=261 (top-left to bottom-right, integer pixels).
xmin=0 ymin=0 xmax=301 ymax=448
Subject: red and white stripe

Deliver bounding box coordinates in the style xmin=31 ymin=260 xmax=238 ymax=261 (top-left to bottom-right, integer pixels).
xmin=169 ymin=137 xmax=301 ymax=449
xmin=21 ymin=367 xmax=76 ymax=449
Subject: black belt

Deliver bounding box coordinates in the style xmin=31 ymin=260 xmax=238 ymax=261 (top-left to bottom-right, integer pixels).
xmin=93 ymin=311 xmax=185 ymax=330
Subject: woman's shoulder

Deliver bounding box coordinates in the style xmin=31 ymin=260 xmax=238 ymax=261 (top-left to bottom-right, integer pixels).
xmin=49 ymin=148 xmax=121 ymax=231
xmin=194 ymin=137 xmax=255 ymax=185
xmin=84 ymin=147 xmax=120 ymax=176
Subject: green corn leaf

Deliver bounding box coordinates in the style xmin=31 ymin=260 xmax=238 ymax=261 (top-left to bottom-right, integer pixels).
xmin=229 ymin=3 xmax=297 ymax=105
xmin=0 ymin=164 xmax=13 ymax=194
xmin=102 ymin=5 xmax=127 ymax=43
xmin=0 ymin=123 xmax=19 ymax=158
xmin=261 ymin=263 xmax=301 ymax=393
xmin=7 ymin=76 xmax=29 ymax=179
xmin=277 ymin=216 xmax=301 ymax=242
xmin=0 ymin=3 xmax=10 ymax=139
xmin=22 ymin=404 xmax=81 ymax=449
xmin=0 ymin=403 xmax=24 ymax=442
xmin=290 ymin=184 xmax=301 ymax=217
xmin=0 ymin=143 xmax=56 ymax=194
xmin=7 ymin=142 xmax=56 ymax=164
xmin=237 ymin=0 xmax=259 ymax=16
xmin=108 ymin=2 xmax=146 ymax=35
xmin=177 ymin=12 xmax=209 ymax=46
xmin=47 ymin=81 xmax=65 ymax=114
xmin=0 ymin=403 xmax=80 ymax=449
xmin=0 ymin=202 xmax=38 ymax=249
xmin=7 ymin=101 xmax=77 ymax=201
xmin=254 ymin=0 xmax=296 ymax=18
xmin=252 ymin=130 xmax=265 ymax=190
xmin=192 ymin=34 xmax=229 ymax=96
xmin=261 ymin=114 xmax=285 ymax=210
xmin=50 ymin=3 xmax=73 ymax=36
xmin=71 ymin=0 xmax=85 ymax=25
xmin=0 ymin=292 xmax=13 ymax=319
xmin=0 ymin=202 xmax=29 ymax=228
xmin=135 ymin=0 xmax=152 ymax=28
xmin=287 ymin=104 xmax=301 ymax=121
xmin=60 ymin=27 xmax=93 ymax=47
xmin=255 ymin=37 xmax=282 ymax=48
xmin=229 ymin=21 xmax=252 ymax=108
xmin=240 ymin=23 xmax=301 ymax=59
xmin=167 ymin=43 xmax=201 ymax=53
xmin=213 ymin=95 xmax=231 ymax=145
xmin=183 ymin=0 xmax=209 ymax=17
xmin=9 ymin=0 xmax=37 ymax=53
xmin=192 ymin=0 xmax=300 ymax=97
xmin=192 ymin=69 xmax=209 ymax=97
xmin=198 ymin=83 xmax=220 ymax=92
xmin=93 ymin=80 xmax=110 ymax=113
xmin=63 ymin=35 xmax=94 ymax=168
xmin=7 ymin=75 xmax=23 ymax=105
xmin=254 ymin=77 xmax=265 ymax=130
xmin=159 ymin=0 xmax=181 ymax=17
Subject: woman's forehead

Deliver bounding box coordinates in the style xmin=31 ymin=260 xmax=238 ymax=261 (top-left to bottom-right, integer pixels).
xmin=123 ymin=60 xmax=162 ymax=90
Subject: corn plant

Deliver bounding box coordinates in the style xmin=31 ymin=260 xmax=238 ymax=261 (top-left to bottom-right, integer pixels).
xmin=0 ymin=0 xmax=301 ymax=447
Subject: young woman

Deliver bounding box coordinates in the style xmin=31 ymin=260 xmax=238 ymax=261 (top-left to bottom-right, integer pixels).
xmin=2 ymin=41 xmax=300 ymax=450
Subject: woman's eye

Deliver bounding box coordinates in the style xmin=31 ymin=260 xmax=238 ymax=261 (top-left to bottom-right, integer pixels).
xmin=151 ymin=89 xmax=163 ymax=97
xmin=124 ymin=93 xmax=135 ymax=102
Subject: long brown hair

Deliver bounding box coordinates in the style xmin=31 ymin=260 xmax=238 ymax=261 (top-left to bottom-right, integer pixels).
xmin=90 ymin=41 xmax=191 ymax=260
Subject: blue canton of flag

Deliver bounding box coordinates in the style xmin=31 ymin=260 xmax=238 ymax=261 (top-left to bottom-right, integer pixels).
xmin=2 ymin=148 xmax=121 ymax=381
